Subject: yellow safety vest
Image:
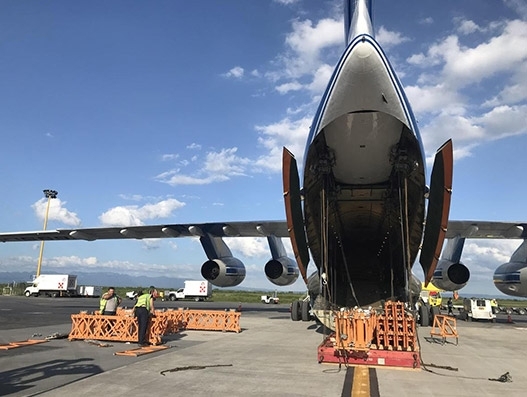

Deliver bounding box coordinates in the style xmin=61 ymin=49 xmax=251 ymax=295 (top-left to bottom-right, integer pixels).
xmin=135 ymin=293 xmax=151 ymax=311
xmin=99 ymin=295 xmax=120 ymax=312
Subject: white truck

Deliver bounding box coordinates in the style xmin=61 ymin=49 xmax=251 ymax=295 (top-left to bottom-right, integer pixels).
xmin=77 ymin=285 xmax=102 ymax=297
xmin=460 ymin=298 xmax=496 ymax=322
xmin=164 ymin=280 xmax=212 ymax=301
xmin=24 ymin=274 xmax=78 ymax=297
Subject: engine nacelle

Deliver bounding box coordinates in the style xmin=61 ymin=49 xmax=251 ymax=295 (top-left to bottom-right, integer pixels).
xmin=200 ymin=257 xmax=246 ymax=288
xmin=493 ymin=262 xmax=527 ymax=297
xmin=430 ymin=259 xmax=470 ymax=291
xmin=264 ymin=256 xmax=299 ymax=286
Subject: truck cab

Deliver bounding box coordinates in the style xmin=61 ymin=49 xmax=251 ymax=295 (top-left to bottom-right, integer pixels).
xmin=164 ymin=288 xmax=185 ymax=301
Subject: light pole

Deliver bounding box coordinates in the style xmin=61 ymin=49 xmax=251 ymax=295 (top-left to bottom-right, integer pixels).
xmin=36 ymin=189 xmax=58 ymax=277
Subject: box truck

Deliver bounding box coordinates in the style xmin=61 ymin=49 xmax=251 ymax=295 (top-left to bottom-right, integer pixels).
xmin=164 ymin=280 xmax=212 ymax=301
xmin=24 ymin=274 xmax=78 ymax=297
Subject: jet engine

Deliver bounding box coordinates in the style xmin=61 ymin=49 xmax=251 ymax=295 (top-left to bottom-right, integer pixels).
xmin=493 ymin=240 xmax=527 ymax=297
xmin=201 ymin=257 xmax=246 ymax=288
xmin=264 ymin=256 xmax=299 ymax=286
xmin=493 ymin=262 xmax=527 ymax=297
xmin=430 ymin=259 xmax=470 ymax=291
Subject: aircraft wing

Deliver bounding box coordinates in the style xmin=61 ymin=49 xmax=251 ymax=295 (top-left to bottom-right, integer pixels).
xmin=0 ymin=221 xmax=290 ymax=242
xmin=445 ymin=221 xmax=527 ymax=239
xmin=1 ymin=219 xmax=526 ymax=243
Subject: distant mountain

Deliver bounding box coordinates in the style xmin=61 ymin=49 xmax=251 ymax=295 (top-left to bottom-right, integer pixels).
xmin=0 ymin=271 xmax=281 ymax=292
xmin=0 ymin=271 xmax=187 ymax=289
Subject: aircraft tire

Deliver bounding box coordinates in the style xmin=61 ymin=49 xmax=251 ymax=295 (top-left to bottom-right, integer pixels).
xmin=301 ymin=300 xmax=310 ymax=321
xmin=291 ymin=300 xmax=301 ymax=321
xmin=419 ymin=304 xmax=430 ymax=327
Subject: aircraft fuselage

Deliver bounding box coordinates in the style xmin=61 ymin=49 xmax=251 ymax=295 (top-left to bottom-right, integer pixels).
xmin=303 ymin=34 xmax=426 ymax=308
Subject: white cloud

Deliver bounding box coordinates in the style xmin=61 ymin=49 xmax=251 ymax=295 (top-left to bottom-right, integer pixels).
xmin=272 ymin=16 xmax=342 ymax=86
xmin=223 ymin=66 xmax=245 ymax=79
xmin=32 ymin=198 xmax=81 ymax=227
xmin=455 ymin=19 xmax=483 ymax=35
xmin=226 ymin=237 xmax=269 ymax=258
xmin=405 ymin=83 xmax=462 ymax=115
xmin=99 ymin=198 xmax=185 ymax=226
xmin=419 ymin=17 xmax=434 ymax=25
xmin=186 ymin=143 xmax=202 ymax=150
xmin=161 ymin=153 xmax=179 ymax=161
xmin=226 ymin=236 xmax=293 ymax=259
xmin=155 ymin=147 xmax=251 ymax=186
xmin=461 ymin=240 xmax=519 ymax=281
xmin=254 ymin=117 xmax=311 ymax=172
xmin=0 ymin=254 xmax=191 ymax=278
xmin=275 ymin=81 xmax=303 ymax=94
xmin=376 ymin=26 xmax=410 ymax=49
xmin=273 ymin=0 xmax=300 ymax=5
xmin=405 ymin=18 xmax=527 ymax=161
xmin=505 ymin=0 xmax=527 ymax=18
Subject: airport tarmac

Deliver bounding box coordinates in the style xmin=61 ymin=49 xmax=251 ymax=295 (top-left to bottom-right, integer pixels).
xmin=1 ymin=296 xmax=527 ymax=396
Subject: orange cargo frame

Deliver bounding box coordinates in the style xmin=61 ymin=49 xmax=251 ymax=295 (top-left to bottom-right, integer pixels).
xmin=68 ymin=308 xmax=241 ymax=344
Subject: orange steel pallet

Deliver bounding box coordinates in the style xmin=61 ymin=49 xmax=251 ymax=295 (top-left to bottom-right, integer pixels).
xmin=179 ymin=309 xmax=241 ymax=333
xmin=430 ymin=315 xmax=458 ymax=345
xmin=318 ymin=301 xmax=420 ymax=369
xmin=0 ymin=339 xmax=48 ymax=350
xmin=120 ymin=308 xmax=241 ymax=333
xmin=68 ymin=309 xmax=241 ymax=345
xmin=114 ymin=345 xmax=169 ymax=357
xmin=68 ymin=313 xmax=168 ymax=345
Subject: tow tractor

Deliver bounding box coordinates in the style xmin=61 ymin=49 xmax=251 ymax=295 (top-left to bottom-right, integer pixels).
xmin=261 ymin=291 xmax=279 ymax=304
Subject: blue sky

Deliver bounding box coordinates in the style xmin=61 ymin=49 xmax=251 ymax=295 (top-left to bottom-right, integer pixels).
xmin=0 ymin=0 xmax=526 ymax=296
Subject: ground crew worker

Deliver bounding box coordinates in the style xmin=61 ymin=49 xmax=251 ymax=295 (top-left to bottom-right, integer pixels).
xmin=99 ymin=287 xmax=122 ymax=315
xmin=134 ymin=287 xmax=158 ymax=346
xmin=447 ymin=297 xmax=454 ymax=316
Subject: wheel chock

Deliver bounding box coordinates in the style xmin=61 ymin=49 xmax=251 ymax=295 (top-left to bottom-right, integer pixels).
xmin=114 ymin=345 xmax=169 ymax=356
xmin=0 ymin=339 xmax=48 ymax=350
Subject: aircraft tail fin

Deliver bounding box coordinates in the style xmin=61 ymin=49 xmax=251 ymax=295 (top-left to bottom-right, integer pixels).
xmin=344 ymin=0 xmax=374 ymax=45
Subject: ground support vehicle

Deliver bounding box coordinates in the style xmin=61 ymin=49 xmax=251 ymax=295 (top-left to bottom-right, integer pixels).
xmin=164 ymin=280 xmax=212 ymax=301
xmin=77 ymin=285 xmax=102 ymax=297
xmin=24 ymin=274 xmax=78 ymax=297
xmin=261 ymin=292 xmax=279 ymax=304
xmin=460 ymin=298 xmax=496 ymax=322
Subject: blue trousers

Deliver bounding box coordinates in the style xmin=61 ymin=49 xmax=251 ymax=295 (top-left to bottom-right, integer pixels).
xmin=135 ymin=307 xmax=149 ymax=344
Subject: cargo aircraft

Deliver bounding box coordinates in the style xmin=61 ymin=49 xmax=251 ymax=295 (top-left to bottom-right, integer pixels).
xmin=1 ymin=0 xmax=527 ymax=320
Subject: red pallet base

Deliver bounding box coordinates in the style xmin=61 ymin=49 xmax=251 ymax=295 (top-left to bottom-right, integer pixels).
xmin=317 ymin=338 xmax=420 ymax=369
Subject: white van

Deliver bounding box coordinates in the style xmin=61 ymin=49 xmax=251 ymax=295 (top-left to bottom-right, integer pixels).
xmin=461 ymin=298 xmax=496 ymax=322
